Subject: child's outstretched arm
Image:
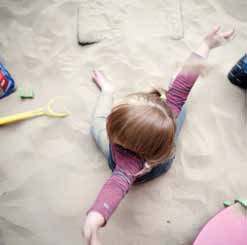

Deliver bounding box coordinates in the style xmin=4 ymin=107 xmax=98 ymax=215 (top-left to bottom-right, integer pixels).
xmin=83 ymin=146 xmax=143 ymax=245
xmin=166 ymin=26 xmax=235 ymax=117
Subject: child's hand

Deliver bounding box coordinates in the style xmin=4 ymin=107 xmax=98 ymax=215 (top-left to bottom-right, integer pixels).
xmin=83 ymin=211 xmax=105 ymax=245
xmin=203 ymin=25 xmax=235 ymax=49
xmin=92 ymin=70 xmax=114 ymax=93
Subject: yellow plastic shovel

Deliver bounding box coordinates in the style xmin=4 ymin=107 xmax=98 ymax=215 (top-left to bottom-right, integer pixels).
xmin=0 ymin=97 xmax=70 ymax=125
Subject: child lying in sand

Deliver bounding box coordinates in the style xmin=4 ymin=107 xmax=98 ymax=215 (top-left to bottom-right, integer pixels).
xmin=83 ymin=26 xmax=235 ymax=245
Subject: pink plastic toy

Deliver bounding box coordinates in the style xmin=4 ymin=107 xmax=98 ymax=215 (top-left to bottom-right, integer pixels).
xmin=193 ymin=200 xmax=247 ymax=245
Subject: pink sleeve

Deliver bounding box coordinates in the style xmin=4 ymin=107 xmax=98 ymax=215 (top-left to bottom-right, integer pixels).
xmin=88 ymin=146 xmax=143 ymax=224
xmin=166 ymin=52 xmax=205 ymax=117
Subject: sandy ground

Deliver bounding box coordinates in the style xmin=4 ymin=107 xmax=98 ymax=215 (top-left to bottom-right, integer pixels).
xmin=0 ymin=0 xmax=246 ymax=245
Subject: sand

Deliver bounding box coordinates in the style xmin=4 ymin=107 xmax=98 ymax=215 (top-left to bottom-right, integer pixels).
xmin=0 ymin=0 xmax=246 ymax=244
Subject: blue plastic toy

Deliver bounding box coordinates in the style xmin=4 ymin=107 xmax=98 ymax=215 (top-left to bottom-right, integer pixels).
xmin=0 ymin=62 xmax=16 ymax=99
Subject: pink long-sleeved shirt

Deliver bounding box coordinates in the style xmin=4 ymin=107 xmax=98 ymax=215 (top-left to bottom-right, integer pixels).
xmin=88 ymin=53 xmax=203 ymax=224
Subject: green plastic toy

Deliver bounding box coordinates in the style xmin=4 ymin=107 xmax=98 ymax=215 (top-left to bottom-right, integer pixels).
xmin=223 ymin=198 xmax=247 ymax=209
xmin=223 ymin=201 xmax=232 ymax=207
xmin=19 ymin=88 xmax=34 ymax=99
xmin=235 ymin=198 xmax=247 ymax=208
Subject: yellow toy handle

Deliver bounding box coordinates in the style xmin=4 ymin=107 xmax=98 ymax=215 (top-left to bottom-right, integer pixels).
xmin=47 ymin=97 xmax=70 ymax=117
xmin=0 ymin=109 xmax=45 ymax=125
xmin=0 ymin=97 xmax=70 ymax=126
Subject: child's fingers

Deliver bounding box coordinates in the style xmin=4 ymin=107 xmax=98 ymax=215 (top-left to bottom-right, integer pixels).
xmin=92 ymin=70 xmax=97 ymax=78
xmin=92 ymin=69 xmax=102 ymax=76
xmin=94 ymin=69 xmax=103 ymax=75
xmin=207 ymin=25 xmax=221 ymax=37
xmin=229 ymin=31 xmax=237 ymax=41
xmin=93 ymin=70 xmax=106 ymax=80
xmin=221 ymin=29 xmax=235 ymax=39
xmin=92 ymin=69 xmax=99 ymax=76
xmin=92 ymin=73 xmax=97 ymax=81
xmin=92 ymin=79 xmax=102 ymax=90
xmin=92 ymin=70 xmax=103 ymax=82
xmin=205 ymin=25 xmax=221 ymax=39
xmin=213 ymin=25 xmax=221 ymax=34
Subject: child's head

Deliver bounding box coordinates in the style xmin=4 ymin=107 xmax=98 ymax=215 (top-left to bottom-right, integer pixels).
xmin=106 ymin=88 xmax=176 ymax=167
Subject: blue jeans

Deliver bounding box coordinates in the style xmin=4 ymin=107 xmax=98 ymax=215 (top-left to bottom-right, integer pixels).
xmin=90 ymin=90 xmax=186 ymax=184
